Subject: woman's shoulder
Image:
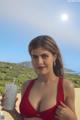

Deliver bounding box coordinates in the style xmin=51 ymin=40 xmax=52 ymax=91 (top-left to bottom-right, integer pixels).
xmin=63 ymin=79 xmax=75 ymax=98
xmin=63 ymin=79 xmax=74 ymax=90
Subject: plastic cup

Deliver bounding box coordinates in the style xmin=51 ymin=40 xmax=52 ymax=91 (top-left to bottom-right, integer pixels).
xmin=3 ymin=83 xmax=17 ymax=110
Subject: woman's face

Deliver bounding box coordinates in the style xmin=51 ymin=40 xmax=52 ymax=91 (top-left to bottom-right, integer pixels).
xmin=31 ymin=47 xmax=57 ymax=76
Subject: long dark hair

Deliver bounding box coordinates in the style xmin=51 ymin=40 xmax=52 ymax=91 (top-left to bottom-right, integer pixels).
xmin=28 ymin=35 xmax=64 ymax=77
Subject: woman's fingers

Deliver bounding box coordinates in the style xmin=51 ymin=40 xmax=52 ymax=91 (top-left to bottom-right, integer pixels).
xmin=15 ymin=97 xmax=18 ymax=103
xmin=55 ymin=103 xmax=66 ymax=120
xmin=13 ymin=96 xmax=18 ymax=108
xmin=0 ymin=93 xmax=18 ymax=111
xmin=0 ymin=94 xmax=6 ymax=106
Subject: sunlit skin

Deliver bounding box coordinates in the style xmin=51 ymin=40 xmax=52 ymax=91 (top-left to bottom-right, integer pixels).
xmin=31 ymin=47 xmax=57 ymax=81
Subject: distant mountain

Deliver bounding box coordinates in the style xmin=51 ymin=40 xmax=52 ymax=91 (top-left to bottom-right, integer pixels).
xmin=18 ymin=61 xmax=32 ymax=68
xmin=64 ymin=68 xmax=76 ymax=74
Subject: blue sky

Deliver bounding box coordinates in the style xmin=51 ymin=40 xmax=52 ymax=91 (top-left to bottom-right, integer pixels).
xmin=0 ymin=0 xmax=80 ymax=72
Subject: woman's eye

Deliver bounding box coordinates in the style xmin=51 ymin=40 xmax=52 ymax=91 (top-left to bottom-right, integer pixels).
xmin=31 ymin=54 xmax=49 ymax=59
xmin=42 ymin=54 xmax=48 ymax=59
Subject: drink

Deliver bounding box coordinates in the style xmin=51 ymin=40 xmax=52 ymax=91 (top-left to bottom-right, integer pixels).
xmin=0 ymin=111 xmax=5 ymax=120
xmin=3 ymin=83 xmax=17 ymax=110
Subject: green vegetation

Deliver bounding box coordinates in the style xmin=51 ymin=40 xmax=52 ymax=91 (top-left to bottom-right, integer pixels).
xmin=64 ymin=73 xmax=80 ymax=88
xmin=0 ymin=62 xmax=80 ymax=94
xmin=0 ymin=62 xmax=37 ymax=94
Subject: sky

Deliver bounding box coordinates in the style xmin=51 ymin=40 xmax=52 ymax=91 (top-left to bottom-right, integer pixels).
xmin=0 ymin=0 xmax=80 ymax=72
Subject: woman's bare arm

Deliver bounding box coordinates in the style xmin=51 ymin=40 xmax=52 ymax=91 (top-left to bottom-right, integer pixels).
xmin=55 ymin=80 xmax=77 ymax=120
xmin=64 ymin=80 xmax=77 ymax=120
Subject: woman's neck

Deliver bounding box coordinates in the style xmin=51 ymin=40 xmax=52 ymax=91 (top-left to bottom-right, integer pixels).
xmin=38 ymin=72 xmax=58 ymax=84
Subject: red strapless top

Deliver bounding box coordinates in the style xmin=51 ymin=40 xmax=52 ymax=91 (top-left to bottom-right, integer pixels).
xmin=20 ymin=77 xmax=64 ymax=120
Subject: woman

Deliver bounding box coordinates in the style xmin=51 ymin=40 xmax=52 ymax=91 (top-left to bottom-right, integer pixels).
xmin=19 ymin=35 xmax=77 ymax=120
xmin=2 ymin=35 xmax=77 ymax=120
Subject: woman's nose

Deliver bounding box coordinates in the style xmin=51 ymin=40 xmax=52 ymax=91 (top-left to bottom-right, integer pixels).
xmin=38 ymin=57 xmax=43 ymax=64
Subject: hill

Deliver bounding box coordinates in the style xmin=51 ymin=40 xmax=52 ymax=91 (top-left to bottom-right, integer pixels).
xmin=18 ymin=61 xmax=32 ymax=68
xmin=0 ymin=61 xmax=80 ymax=94
xmin=0 ymin=61 xmax=37 ymax=94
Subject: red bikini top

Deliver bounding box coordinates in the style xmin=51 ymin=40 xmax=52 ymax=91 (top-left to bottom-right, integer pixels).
xmin=20 ymin=77 xmax=64 ymax=120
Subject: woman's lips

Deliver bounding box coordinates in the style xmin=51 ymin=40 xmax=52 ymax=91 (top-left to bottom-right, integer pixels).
xmin=37 ymin=66 xmax=46 ymax=69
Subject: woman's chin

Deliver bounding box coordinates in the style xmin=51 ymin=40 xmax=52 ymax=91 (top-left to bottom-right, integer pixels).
xmin=37 ymin=70 xmax=48 ymax=76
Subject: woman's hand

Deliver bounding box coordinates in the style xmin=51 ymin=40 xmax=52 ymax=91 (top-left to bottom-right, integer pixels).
xmin=55 ymin=102 xmax=76 ymax=120
xmin=0 ymin=94 xmax=5 ymax=107
xmin=0 ymin=93 xmax=18 ymax=111
xmin=0 ymin=94 xmax=22 ymax=120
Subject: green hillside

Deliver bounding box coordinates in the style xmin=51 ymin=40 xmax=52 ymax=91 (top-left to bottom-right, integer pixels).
xmin=0 ymin=62 xmax=37 ymax=94
xmin=0 ymin=62 xmax=80 ymax=94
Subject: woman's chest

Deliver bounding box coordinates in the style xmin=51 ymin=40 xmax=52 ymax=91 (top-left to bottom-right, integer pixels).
xmin=28 ymin=83 xmax=58 ymax=111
